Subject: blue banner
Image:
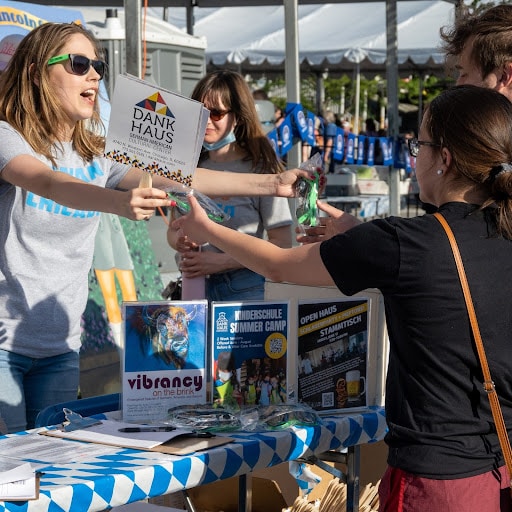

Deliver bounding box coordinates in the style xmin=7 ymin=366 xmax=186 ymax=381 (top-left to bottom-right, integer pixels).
xmin=267 ymin=128 xmax=279 ymax=156
xmin=305 ymin=110 xmax=316 ymax=146
xmin=332 ymin=127 xmax=344 ymax=162
xmin=356 ymin=135 xmax=366 ymax=165
xmin=394 ymin=137 xmax=413 ymax=173
xmin=366 ymin=137 xmax=376 ymax=166
xmin=345 ymin=133 xmax=356 ymax=164
xmin=283 ymin=102 xmax=311 ymax=143
xmin=278 ymin=115 xmax=294 ymax=156
xmin=380 ymin=137 xmax=393 ymax=166
xmin=294 ymin=105 xmax=309 ymax=142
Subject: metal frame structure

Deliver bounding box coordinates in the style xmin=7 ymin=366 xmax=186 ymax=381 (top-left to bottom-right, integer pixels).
xmin=29 ymin=0 xmax=460 ymax=214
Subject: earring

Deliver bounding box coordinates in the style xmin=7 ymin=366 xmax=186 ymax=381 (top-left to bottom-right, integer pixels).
xmin=436 ymin=169 xmax=443 ymax=175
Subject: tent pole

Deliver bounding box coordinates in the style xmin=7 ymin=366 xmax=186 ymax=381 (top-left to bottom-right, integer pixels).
xmin=186 ymin=2 xmax=194 ymax=35
xmin=417 ymin=74 xmax=424 ymax=134
xmin=124 ymin=0 xmax=142 ymax=78
xmin=354 ymin=61 xmax=361 ymax=135
xmin=315 ymin=73 xmax=322 ymax=115
xmin=284 ymin=0 xmax=301 ymax=169
xmin=386 ymin=0 xmax=400 ymax=216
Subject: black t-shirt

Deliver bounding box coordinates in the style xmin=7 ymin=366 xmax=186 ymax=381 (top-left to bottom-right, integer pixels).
xmin=320 ymin=202 xmax=512 ymax=478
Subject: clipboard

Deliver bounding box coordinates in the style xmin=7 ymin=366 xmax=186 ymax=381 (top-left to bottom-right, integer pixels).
xmin=0 ymin=470 xmax=41 ymax=501
xmin=40 ymin=420 xmax=233 ymax=455
xmin=152 ymin=435 xmax=234 ymax=455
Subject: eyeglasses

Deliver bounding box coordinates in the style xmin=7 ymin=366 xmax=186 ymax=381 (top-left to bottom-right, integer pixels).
xmin=408 ymin=137 xmax=441 ymax=158
xmin=209 ymin=109 xmax=231 ymax=121
xmin=47 ymin=54 xmax=106 ymax=80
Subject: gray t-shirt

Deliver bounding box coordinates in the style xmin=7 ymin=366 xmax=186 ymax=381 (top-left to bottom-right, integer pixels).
xmin=0 ymin=122 xmax=129 ymax=357
xmin=200 ymin=158 xmax=292 ymax=255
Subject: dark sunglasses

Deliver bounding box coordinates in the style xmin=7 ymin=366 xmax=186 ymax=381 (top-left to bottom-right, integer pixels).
xmin=209 ymin=109 xmax=231 ymax=122
xmin=47 ymin=53 xmax=106 ymax=80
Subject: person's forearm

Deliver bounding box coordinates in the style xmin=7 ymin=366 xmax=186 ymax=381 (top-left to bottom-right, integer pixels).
xmin=49 ymin=180 xmax=122 ymax=213
xmin=192 ymin=168 xmax=279 ymax=196
xmin=3 ymin=156 xmax=169 ymax=220
xmin=202 ymin=221 xmax=330 ymax=286
xmin=3 ymin=155 xmax=121 ymax=213
xmin=205 ymin=222 xmax=280 ymax=280
xmin=142 ymin=167 xmax=304 ymax=199
xmin=267 ymin=225 xmax=293 ymax=248
xmin=148 ymin=168 xmax=279 ymax=197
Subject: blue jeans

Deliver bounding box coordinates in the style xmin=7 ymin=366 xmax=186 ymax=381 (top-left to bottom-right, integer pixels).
xmin=206 ymin=268 xmax=265 ymax=302
xmin=0 ymin=349 xmax=79 ymax=433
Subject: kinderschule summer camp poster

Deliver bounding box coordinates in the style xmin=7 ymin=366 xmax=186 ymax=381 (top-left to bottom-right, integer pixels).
xmin=298 ymin=298 xmax=369 ymax=412
xmin=211 ymin=301 xmax=289 ymax=409
xmin=122 ymin=301 xmax=208 ymax=422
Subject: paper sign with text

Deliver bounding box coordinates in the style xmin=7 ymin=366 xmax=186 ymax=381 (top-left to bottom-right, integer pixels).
xmin=211 ymin=301 xmax=290 ymax=408
xmin=122 ymin=301 xmax=208 ymax=422
xmin=297 ymin=298 xmax=369 ymax=412
xmin=105 ymin=74 xmax=209 ymax=186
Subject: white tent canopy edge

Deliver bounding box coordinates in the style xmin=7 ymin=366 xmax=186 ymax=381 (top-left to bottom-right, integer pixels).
xmin=190 ymin=1 xmax=453 ymax=72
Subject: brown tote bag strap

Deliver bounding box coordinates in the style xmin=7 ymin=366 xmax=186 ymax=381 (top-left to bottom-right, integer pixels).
xmin=433 ymin=212 xmax=512 ymax=490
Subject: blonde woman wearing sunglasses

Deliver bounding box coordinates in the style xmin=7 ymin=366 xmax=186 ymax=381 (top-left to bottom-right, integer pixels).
xmin=0 ymin=23 xmax=303 ymax=434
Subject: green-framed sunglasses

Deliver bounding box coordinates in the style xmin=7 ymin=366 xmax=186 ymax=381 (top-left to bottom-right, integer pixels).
xmin=47 ymin=53 xmax=106 ymax=80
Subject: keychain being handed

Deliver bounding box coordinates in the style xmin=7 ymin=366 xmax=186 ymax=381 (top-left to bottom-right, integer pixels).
xmin=295 ymin=153 xmax=323 ymax=232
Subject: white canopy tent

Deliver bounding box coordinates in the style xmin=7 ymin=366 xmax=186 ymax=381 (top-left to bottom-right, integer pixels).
xmin=169 ymin=1 xmax=455 ymax=136
xmin=163 ymin=1 xmax=455 ymax=77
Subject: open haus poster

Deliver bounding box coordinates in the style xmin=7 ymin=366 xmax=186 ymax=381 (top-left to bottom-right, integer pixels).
xmin=298 ymin=298 xmax=369 ymax=412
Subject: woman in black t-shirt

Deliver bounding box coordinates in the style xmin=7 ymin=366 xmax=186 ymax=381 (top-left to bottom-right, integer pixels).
xmin=173 ymin=85 xmax=512 ymax=511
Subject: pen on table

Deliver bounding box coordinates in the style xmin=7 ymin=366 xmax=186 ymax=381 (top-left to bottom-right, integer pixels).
xmin=118 ymin=426 xmax=176 ymax=433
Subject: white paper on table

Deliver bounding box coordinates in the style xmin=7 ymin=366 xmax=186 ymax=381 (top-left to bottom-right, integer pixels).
xmin=41 ymin=420 xmax=192 ymax=450
xmin=0 ymin=462 xmax=34 ymax=485
xmin=0 ymin=433 xmax=121 ymax=465
xmin=0 ymin=463 xmax=38 ymax=501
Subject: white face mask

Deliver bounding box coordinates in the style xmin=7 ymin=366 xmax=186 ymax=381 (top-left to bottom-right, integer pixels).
xmin=218 ymin=370 xmax=231 ymax=382
xmin=203 ymin=131 xmax=236 ymax=151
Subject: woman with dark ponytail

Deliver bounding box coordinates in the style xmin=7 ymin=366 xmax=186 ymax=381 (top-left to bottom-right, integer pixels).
xmin=174 ymin=85 xmax=512 ymax=511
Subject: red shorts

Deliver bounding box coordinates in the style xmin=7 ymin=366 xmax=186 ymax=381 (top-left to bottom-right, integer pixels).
xmin=379 ymin=465 xmax=512 ymax=512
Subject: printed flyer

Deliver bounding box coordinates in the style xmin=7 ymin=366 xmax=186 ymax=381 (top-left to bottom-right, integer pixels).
xmin=297 ymin=298 xmax=369 ymax=412
xmin=105 ymin=74 xmax=209 ymax=186
xmin=122 ymin=301 xmax=208 ymax=422
xmin=211 ymin=301 xmax=289 ymax=409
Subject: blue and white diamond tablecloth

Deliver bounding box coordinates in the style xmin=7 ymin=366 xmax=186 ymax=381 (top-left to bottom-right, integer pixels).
xmin=0 ymin=407 xmax=386 ymax=512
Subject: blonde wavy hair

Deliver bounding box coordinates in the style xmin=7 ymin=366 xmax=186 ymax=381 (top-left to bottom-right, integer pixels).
xmin=0 ymin=22 xmax=105 ymax=166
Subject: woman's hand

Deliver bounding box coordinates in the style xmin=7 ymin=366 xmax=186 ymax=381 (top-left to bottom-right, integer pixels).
xmin=275 ymin=168 xmax=312 ymax=197
xmin=174 ymin=235 xmax=200 ymax=253
xmin=296 ymin=201 xmax=362 ymax=244
xmin=119 ymin=187 xmax=171 ymax=221
xmin=179 ymin=250 xmax=240 ymax=278
xmin=172 ymin=194 xmax=215 ymax=246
